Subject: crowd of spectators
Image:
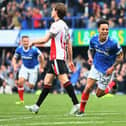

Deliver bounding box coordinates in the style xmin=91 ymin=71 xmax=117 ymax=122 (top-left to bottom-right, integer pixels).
xmin=0 ymin=50 xmax=126 ymax=95
xmin=0 ymin=0 xmax=126 ymax=29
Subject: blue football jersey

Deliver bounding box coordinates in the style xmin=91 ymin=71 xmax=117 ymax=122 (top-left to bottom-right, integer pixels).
xmin=14 ymin=46 xmax=41 ymax=68
xmin=89 ymin=34 xmax=122 ymax=74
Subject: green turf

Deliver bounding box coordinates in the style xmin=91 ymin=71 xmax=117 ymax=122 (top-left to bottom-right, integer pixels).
xmin=0 ymin=93 xmax=126 ymax=126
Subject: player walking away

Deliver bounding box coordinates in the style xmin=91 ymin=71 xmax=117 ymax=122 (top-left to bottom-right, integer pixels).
xmin=76 ymin=19 xmax=123 ymax=116
xmin=12 ymin=35 xmax=44 ymax=104
xmin=25 ymin=2 xmax=80 ymax=114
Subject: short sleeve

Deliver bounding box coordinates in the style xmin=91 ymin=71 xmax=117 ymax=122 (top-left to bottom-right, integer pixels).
xmin=89 ymin=38 xmax=94 ymax=50
xmin=114 ymin=41 xmax=122 ymax=55
xmin=49 ymin=23 xmax=59 ymax=36
xmin=32 ymin=46 xmax=42 ymax=56
xmin=14 ymin=46 xmax=21 ymax=59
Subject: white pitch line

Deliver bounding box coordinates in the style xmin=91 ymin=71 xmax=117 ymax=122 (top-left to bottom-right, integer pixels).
xmin=1 ymin=120 xmax=126 ymax=126
xmin=19 ymin=121 xmax=105 ymax=126
xmin=0 ymin=112 xmax=122 ymax=120
xmin=0 ymin=116 xmax=126 ymax=126
xmin=0 ymin=116 xmax=32 ymax=122
xmin=23 ymin=120 xmax=126 ymax=126
xmin=0 ymin=111 xmax=124 ymax=122
xmin=0 ymin=112 xmax=125 ymax=123
xmin=0 ymin=115 xmax=104 ymax=122
xmin=0 ymin=111 xmax=123 ymax=116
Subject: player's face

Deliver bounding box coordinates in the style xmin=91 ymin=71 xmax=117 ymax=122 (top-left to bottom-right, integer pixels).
xmin=22 ymin=37 xmax=29 ymax=48
xmin=98 ymin=24 xmax=109 ymax=41
xmin=51 ymin=8 xmax=57 ymax=18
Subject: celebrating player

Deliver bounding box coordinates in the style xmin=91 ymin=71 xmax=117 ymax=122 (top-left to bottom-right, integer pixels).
xmin=76 ymin=19 xmax=123 ymax=116
xmin=12 ymin=35 xmax=44 ymax=104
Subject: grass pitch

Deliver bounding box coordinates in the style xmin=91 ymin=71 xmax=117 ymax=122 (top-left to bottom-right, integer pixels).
xmin=0 ymin=93 xmax=126 ymax=126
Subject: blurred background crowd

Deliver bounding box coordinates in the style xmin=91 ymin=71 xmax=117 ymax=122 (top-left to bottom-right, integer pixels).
xmin=0 ymin=0 xmax=126 ymax=29
xmin=0 ymin=0 xmax=126 ymax=95
xmin=0 ymin=50 xmax=126 ymax=95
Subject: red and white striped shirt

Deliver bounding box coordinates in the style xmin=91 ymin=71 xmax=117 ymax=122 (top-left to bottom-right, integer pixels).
xmin=49 ymin=19 xmax=70 ymax=61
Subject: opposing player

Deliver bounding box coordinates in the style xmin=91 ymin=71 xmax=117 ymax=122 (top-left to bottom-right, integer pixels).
xmin=76 ymin=19 xmax=123 ymax=116
xmin=25 ymin=2 xmax=80 ymax=114
xmin=12 ymin=35 xmax=44 ymax=104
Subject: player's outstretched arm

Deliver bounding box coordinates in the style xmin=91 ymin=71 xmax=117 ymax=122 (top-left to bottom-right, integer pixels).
xmin=30 ymin=33 xmax=51 ymax=46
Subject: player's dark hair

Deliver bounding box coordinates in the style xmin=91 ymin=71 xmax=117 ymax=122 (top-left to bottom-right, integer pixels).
xmin=22 ymin=35 xmax=29 ymax=39
xmin=97 ymin=19 xmax=109 ymax=28
xmin=54 ymin=3 xmax=67 ymax=19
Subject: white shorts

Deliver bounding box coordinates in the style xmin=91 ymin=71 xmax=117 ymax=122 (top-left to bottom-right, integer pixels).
xmin=19 ymin=64 xmax=39 ymax=85
xmin=88 ymin=65 xmax=112 ymax=90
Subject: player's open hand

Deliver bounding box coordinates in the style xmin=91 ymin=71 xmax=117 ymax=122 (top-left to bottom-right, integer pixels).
xmin=106 ymin=66 xmax=114 ymax=76
xmin=68 ymin=61 xmax=76 ymax=72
